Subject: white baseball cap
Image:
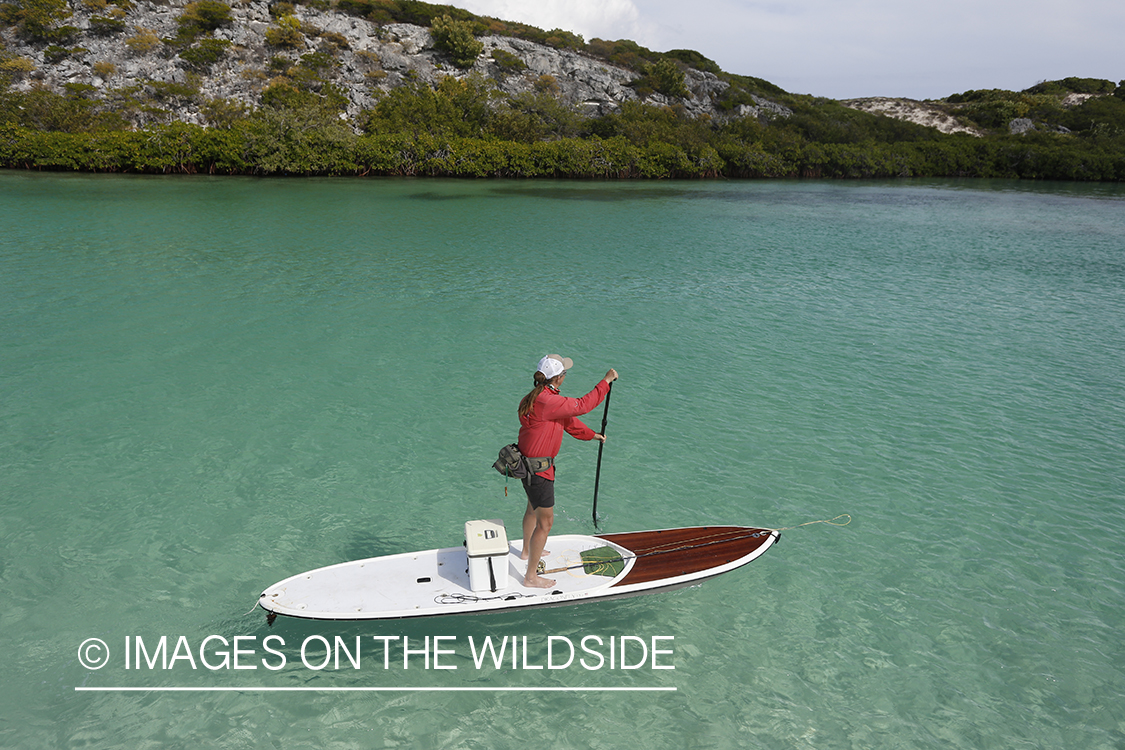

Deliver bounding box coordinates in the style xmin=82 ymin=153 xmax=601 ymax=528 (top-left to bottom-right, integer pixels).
xmin=536 ymin=354 xmax=574 ymax=379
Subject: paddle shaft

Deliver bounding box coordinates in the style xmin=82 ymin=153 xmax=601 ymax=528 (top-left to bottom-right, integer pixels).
xmin=592 ymin=381 xmax=613 ymax=528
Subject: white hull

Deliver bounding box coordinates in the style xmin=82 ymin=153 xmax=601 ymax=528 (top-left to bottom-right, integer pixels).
xmin=259 ymin=526 xmax=780 ymax=621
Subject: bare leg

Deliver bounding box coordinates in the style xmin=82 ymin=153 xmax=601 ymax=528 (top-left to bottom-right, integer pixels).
xmin=521 ymin=501 xmax=535 ymax=559
xmin=520 ymin=501 xmax=548 ymax=560
xmin=522 ymin=505 xmax=555 ymax=588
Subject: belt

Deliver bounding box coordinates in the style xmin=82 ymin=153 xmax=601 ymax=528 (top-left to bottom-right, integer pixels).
xmin=525 ymin=456 xmax=554 ymax=473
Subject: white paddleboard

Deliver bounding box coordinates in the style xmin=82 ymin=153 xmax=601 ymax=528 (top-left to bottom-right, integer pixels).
xmin=259 ymin=525 xmax=779 ymax=621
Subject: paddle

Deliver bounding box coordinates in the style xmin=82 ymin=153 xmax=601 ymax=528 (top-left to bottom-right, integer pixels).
xmin=592 ymin=381 xmax=613 ymax=529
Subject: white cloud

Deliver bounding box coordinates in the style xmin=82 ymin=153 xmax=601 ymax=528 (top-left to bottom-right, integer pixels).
xmin=453 ymin=0 xmax=646 ymax=41
xmin=449 ymin=0 xmax=1124 ymax=99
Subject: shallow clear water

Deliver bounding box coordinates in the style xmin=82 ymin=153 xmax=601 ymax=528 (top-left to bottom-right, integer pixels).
xmin=2 ymin=173 xmax=1123 ymax=748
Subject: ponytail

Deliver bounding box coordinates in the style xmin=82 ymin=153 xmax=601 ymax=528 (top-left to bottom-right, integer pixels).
xmin=518 ymin=371 xmax=561 ymax=418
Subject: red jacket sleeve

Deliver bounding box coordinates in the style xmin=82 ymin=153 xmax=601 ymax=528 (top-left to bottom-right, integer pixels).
xmin=563 ymin=417 xmax=596 ymax=441
xmin=533 ymin=380 xmax=609 ymax=423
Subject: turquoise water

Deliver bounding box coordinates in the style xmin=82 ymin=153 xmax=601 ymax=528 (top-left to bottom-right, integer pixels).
xmin=2 ymin=172 xmax=1123 ymax=748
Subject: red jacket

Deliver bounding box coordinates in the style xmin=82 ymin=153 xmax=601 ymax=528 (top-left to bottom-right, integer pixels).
xmin=518 ymin=380 xmax=610 ymax=481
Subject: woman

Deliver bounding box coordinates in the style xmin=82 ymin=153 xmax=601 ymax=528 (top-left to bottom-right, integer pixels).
xmin=517 ymin=354 xmax=618 ymax=588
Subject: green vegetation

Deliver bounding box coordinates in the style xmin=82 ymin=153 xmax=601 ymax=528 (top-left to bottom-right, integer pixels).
xmin=199 ymin=96 xmax=249 ymax=129
xmin=264 ymin=14 xmax=304 ymax=48
xmin=1058 ymin=95 xmax=1125 ymax=139
xmin=173 ymin=0 xmax=231 ymax=44
xmin=0 ymin=54 xmax=36 ymax=76
xmin=489 ymin=91 xmax=584 ymax=143
xmin=1026 ymin=78 xmax=1117 ymax=96
xmin=124 ymin=27 xmax=161 ymax=55
xmin=3 ymin=76 xmax=1122 ymax=178
xmin=0 ymin=0 xmax=76 ymax=41
xmin=178 ymin=0 xmax=231 ymax=33
xmin=946 ymin=89 xmax=1059 ymax=129
xmin=43 ymin=44 xmax=72 ymax=62
xmin=0 ymin=0 xmax=1122 ymax=179
xmin=0 ymin=80 xmax=130 ymax=131
xmin=944 ymin=80 xmax=1125 ymax=132
xmin=489 ymin=48 xmax=525 ymax=74
xmin=88 ymin=8 xmax=126 ymax=35
xmin=179 ymin=38 xmax=231 ymax=69
xmin=361 ymin=75 xmax=494 ymax=138
xmin=632 ymin=59 xmax=689 ymax=99
xmin=429 ymin=13 xmax=482 ymax=68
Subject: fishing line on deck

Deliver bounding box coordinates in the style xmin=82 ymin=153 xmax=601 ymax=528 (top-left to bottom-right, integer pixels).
xmin=435 ymin=591 xmax=540 ymax=605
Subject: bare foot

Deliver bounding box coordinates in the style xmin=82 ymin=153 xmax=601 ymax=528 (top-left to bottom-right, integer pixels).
xmin=519 ymin=549 xmax=549 ymax=561
xmin=523 ymin=575 xmax=556 ymax=589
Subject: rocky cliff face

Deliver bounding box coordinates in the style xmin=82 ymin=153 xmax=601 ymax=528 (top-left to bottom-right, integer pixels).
xmin=1 ymin=0 xmax=793 ymax=127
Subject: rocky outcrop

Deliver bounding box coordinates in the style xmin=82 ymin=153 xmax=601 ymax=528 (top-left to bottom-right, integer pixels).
xmin=839 ymin=97 xmax=983 ymax=136
xmin=1 ymin=0 xmax=786 ymax=127
xmin=1008 ymin=117 xmax=1071 ymax=136
xmin=732 ymin=95 xmax=792 ymax=121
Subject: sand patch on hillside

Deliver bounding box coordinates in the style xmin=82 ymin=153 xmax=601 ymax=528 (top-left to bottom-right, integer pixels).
xmin=840 ymin=98 xmax=984 ymax=136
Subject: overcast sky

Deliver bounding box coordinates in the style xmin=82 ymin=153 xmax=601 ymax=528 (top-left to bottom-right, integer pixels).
xmin=449 ymin=0 xmax=1122 ymax=100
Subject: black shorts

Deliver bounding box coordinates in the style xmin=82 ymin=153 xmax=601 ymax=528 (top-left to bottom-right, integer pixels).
xmin=522 ymin=472 xmax=555 ymax=509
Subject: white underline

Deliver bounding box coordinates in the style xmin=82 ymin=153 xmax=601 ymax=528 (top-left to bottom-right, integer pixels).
xmin=76 ymin=686 xmax=676 ymax=692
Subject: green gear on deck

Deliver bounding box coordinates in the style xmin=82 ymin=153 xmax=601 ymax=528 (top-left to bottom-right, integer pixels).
xmin=580 ymin=546 xmax=625 ymax=577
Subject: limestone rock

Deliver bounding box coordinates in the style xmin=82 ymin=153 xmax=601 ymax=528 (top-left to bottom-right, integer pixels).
xmin=0 ymin=0 xmax=791 ymax=128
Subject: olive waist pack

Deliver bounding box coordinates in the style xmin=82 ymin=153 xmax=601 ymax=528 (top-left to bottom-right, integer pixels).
xmin=492 ymin=444 xmax=553 ymax=478
xmin=492 ymin=443 xmax=526 ymax=478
